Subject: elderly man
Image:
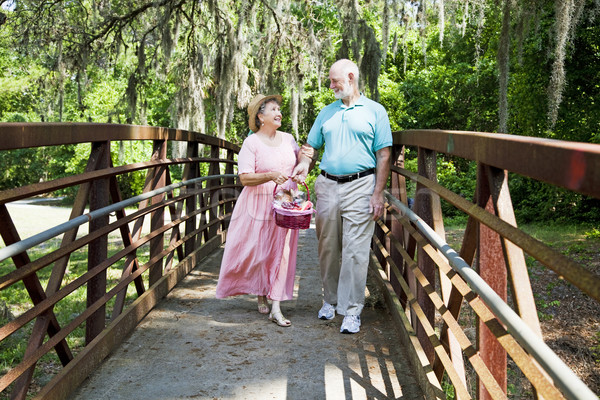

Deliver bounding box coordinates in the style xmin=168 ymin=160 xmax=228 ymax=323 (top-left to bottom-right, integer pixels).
xmin=292 ymin=59 xmax=392 ymax=334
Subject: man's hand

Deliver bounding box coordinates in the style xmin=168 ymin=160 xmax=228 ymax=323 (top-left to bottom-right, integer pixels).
xmin=369 ymin=147 xmax=391 ymax=220
xmin=292 ymin=143 xmax=317 ymax=183
xmin=291 ymin=161 xmax=309 ymax=183
xmin=369 ymin=191 xmax=385 ymax=220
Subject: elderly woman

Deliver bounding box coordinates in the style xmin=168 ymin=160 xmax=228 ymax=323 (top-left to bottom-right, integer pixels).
xmin=216 ymin=94 xmax=302 ymax=327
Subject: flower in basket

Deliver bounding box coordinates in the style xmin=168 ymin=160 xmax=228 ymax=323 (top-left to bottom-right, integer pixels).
xmin=273 ymin=188 xmax=312 ymax=212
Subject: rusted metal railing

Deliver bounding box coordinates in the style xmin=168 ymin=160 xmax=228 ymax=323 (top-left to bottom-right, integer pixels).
xmin=2 ymin=124 xmax=599 ymax=400
xmin=0 ymin=123 xmax=241 ymax=399
xmin=370 ymin=130 xmax=600 ymax=400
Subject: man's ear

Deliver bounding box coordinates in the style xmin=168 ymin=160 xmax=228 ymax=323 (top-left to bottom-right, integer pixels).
xmin=348 ymin=72 xmax=358 ymax=87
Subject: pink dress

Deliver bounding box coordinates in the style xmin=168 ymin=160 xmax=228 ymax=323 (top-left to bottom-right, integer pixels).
xmin=215 ymin=132 xmax=300 ymax=301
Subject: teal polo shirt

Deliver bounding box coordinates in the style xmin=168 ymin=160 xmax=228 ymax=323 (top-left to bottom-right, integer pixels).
xmin=306 ymin=95 xmax=393 ymax=175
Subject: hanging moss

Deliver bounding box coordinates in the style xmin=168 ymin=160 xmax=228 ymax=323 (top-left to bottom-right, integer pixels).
xmin=547 ymin=0 xmax=588 ymax=129
xmin=12 ymin=0 xmax=598 ymax=145
xmin=498 ymin=0 xmax=511 ymax=133
xmin=381 ymin=0 xmax=391 ymax=65
xmin=438 ymin=0 xmax=445 ymax=46
xmin=360 ymin=21 xmax=382 ymax=101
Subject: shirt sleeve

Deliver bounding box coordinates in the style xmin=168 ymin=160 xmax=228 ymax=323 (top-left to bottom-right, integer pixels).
xmin=373 ymin=106 xmax=393 ymax=152
xmin=237 ymin=137 xmax=256 ymax=174
xmin=306 ymin=110 xmax=325 ymax=150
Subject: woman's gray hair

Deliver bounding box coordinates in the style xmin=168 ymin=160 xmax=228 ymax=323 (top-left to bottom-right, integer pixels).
xmin=255 ymin=98 xmax=280 ymax=129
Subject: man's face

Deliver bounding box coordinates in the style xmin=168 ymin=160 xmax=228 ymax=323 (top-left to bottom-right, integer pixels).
xmin=329 ymin=67 xmax=353 ymax=100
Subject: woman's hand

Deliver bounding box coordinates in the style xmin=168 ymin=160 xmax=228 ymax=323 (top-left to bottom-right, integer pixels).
xmin=291 ymin=160 xmax=309 ymax=183
xmin=239 ymin=171 xmax=288 ymax=186
xmin=271 ymin=171 xmax=289 ymax=185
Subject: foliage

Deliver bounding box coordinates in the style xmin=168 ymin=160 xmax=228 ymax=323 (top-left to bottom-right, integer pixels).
xmin=509 ymin=175 xmax=600 ymax=223
xmin=586 ymin=228 xmax=600 ymax=239
xmin=0 ymin=0 xmax=598 ymax=221
xmin=0 ymin=238 xmax=150 ymax=386
xmin=437 ymin=158 xmax=477 ymax=217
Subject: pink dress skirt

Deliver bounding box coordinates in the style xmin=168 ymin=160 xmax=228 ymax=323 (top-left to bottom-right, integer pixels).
xmin=215 ymin=132 xmax=300 ymax=301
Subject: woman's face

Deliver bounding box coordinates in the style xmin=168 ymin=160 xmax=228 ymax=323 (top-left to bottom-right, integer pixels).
xmin=259 ymin=101 xmax=282 ymax=129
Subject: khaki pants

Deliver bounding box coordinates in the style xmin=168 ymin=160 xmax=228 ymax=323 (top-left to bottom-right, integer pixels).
xmin=314 ymin=173 xmax=375 ymax=316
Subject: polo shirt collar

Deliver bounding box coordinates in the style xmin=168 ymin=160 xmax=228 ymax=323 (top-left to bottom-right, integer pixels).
xmin=337 ymin=94 xmax=367 ymax=109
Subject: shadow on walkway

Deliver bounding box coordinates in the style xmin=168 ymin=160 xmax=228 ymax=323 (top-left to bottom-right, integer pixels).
xmin=70 ymin=228 xmax=425 ymax=400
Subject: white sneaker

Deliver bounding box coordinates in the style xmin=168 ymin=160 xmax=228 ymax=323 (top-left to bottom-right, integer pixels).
xmin=340 ymin=315 xmax=361 ymax=334
xmin=318 ymin=302 xmax=336 ymax=320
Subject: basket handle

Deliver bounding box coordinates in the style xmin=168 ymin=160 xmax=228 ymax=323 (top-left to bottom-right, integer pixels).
xmin=273 ymin=179 xmax=310 ymax=202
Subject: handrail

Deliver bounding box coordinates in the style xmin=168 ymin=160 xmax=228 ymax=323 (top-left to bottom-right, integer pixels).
xmin=384 ymin=191 xmax=598 ymax=400
xmin=370 ymin=129 xmax=600 ymax=400
xmin=0 ymin=122 xmax=242 ymax=399
xmin=395 ymin=129 xmax=600 ymax=199
xmin=0 ymin=174 xmax=237 ymax=263
xmin=0 ymin=123 xmax=240 ymax=151
xmin=392 ymin=165 xmax=600 ymax=302
xmin=0 ymin=157 xmax=236 ymax=204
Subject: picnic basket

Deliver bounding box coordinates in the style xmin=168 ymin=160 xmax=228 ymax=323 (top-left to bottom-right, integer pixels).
xmin=272 ymin=182 xmax=314 ymax=230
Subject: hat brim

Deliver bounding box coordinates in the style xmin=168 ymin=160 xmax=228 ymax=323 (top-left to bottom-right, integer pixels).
xmin=248 ymin=94 xmax=283 ymax=132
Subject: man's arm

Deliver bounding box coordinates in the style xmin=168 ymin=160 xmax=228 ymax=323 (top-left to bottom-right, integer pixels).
xmin=291 ymin=143 xmax=319 ymax=183
xmin=369 ymin=146 xmax=391 ymax=220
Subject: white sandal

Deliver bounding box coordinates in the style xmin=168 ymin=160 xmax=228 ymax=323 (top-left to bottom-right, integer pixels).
xmin=268 ymin=311 xmax=291 ymax=327
xmin=257 ymin=296 xmax=270 ymax=314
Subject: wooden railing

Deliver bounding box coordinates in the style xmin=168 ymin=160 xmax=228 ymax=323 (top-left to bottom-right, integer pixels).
xmin=371 ymin=130 xmax=600 ymax=400
xmin=0 ymin=123 xmax=241 ymax=399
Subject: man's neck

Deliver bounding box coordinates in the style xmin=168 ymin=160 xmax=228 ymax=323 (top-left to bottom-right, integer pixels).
xmin=341 ymin=90 xmax=361 ymax=107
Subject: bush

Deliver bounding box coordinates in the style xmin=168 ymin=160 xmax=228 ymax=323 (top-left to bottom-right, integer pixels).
xmin=509 ymin=175 xmax=600 ymax=223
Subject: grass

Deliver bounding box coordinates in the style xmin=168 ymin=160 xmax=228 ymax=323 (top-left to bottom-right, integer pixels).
xmin=1 ymin=207 xmax=598 ymax=398
xmin=442 ymin=218 xmax=600 ymax=398
xmin=0 ymin=235 xmax=151 ymax=399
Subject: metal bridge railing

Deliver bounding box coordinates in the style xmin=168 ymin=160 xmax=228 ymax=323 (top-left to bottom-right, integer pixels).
xmin=2 ymin=124 xmax=599 ymax=400
xmin=0 ymin=123 xmax=242 ymax=399
xmin=370 ymin=129 xmax=600 ymax=400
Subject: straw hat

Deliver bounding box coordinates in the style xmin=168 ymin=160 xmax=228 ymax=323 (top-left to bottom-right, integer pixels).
xmin=247 ymin=94 xmax=283 ymax=132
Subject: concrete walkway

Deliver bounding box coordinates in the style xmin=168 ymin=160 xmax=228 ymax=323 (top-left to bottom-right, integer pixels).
xmin=69 ymin=228 xmax=425 ymax=400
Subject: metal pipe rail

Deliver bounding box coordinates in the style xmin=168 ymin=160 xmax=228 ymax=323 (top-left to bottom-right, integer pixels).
xmin=371 ymin=129 xmax=600 ymax=400
xmin=0 ymin=122 xmax=242 ymax=400
xmin=384 ymin=192 xmax=597 ymax=400
xmin=0 ymin=174 xmax=237 ymax=264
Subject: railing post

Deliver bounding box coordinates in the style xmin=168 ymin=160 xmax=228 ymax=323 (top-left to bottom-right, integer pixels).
xmin=149 ymin=139 xmax=167 ymax=287
xmin=476 ymin=162 xmax=508 ymax=400
xmin=183 ymin=141 xmax=199 ymax=256
xmin=414 ymin=147 xmax=445 ymax=364
xmin=223 ymin=149 xmax=236 ymax=231
xmin=484 ymin=165 xmax=542 ymax=337
xmin=0 ymin=207 xmax=74 ymax=400
xmin=207 ymin=145 xmax=221 ymax=238
xmin=388 ymin=146 xmax=408 ymax=300
xmin=86 ymin=140 xmax=111 ymax=343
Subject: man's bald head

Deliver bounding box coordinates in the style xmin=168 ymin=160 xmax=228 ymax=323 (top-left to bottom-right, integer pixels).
xmin=330 ymin=59 xmax=359 ymax=87
xmin=329 ymin=59 xmax=360 ymax=102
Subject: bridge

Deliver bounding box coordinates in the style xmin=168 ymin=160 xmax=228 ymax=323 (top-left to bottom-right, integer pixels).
xmin=0 ymin=123 xmax=599 ymax=399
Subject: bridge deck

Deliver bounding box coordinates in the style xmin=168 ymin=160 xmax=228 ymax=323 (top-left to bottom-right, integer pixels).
xmin=68 ymin=228 xmax=425 ymax=400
